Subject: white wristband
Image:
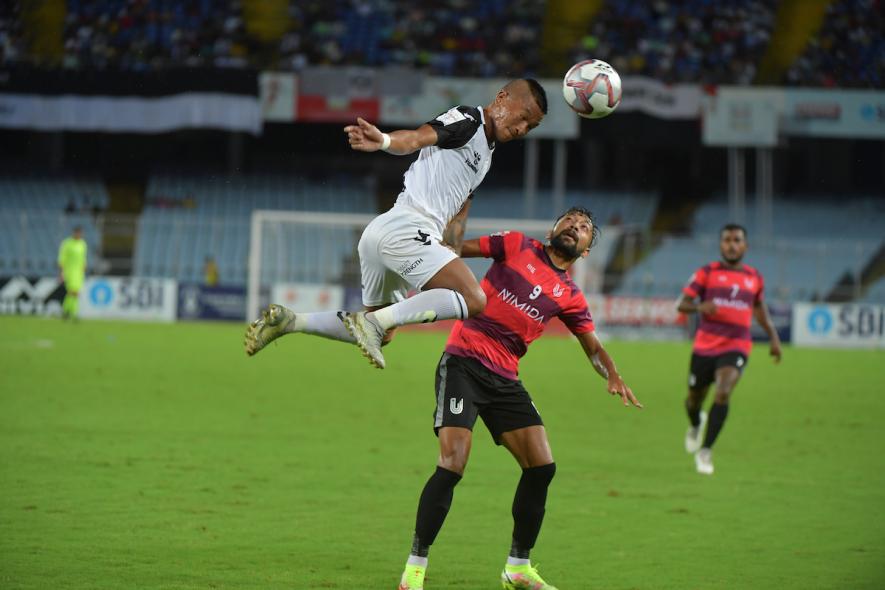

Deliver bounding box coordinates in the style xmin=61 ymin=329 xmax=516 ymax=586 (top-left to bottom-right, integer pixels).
xmin=380 ymin=133 xmax=391 ymax=152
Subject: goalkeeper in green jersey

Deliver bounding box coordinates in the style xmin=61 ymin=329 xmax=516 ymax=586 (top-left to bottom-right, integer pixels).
xmin=58 ymin=226 xmax=87 ymax=320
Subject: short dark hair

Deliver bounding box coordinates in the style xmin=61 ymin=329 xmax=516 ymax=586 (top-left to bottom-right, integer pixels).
xmin=524 ymin=78 xmax=548 ymax=115
xmin=720 ymin=223 xmax=747 ymax=238
xmin=73 ymin=225 xmax=83 ymax=233
xmin=554 ymin=206 xmax=599 ymax=248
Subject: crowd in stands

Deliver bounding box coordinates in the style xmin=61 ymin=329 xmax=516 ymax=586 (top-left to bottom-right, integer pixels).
xmin=61 ymin=0 xmax=249 ymax=70
xmin=784 ymin=0 xmax=884 ymax=88
xmin=573 ymin=0 xmax=777 ymax=85
xmin=4 ymin=0 xmax=543 ymax=77
xmin=279 ymin=0 xmax=543 ymax=77
xmin=2 ymin=0 xmax=883 ymax=87
xmin=64 ymin=196 xmax=106 ymax=216
xmin=0 ymin=2 xmax=26 ymax=65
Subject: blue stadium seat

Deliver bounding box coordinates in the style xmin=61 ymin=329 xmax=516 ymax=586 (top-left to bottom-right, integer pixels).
xmin=470 ymin=189 xmax=658 ymax=227
xmin=616 ymin=198 xmax=883 ymax=300
xmin=862 ymin=278 xmax=885 ymax=303
xmin=135 ymin=173 xmax=374 ymax=285
xmin=0 ymin=176 xmax=106 ymax=275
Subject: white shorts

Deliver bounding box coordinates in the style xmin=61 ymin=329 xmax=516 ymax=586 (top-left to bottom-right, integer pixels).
xmin=358 ymin=205 xmax=457 ymax=307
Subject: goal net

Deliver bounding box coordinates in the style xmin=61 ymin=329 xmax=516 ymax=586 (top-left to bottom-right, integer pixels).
xmin=246 ymin=210 xmax=616 ymax=322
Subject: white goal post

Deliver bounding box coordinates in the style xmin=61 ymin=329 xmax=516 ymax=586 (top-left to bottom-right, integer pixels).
xmin=246 ymin=209 xmax=602 ymax=322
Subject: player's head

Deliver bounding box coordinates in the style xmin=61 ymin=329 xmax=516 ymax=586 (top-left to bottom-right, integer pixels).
xmin=72 ymin=226 xmax=83 ymax=239
xmin=720 ymin=223 xmax=747 ymax=264
xmin=548 ymin=206 xmax=598 ymax=260
xmin=487 ymin=78 xmax=547 ymax=143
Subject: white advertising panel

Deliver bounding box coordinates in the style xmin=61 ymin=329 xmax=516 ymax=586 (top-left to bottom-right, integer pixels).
xmin=781 ymin=88 xmax=885 ymax=139
xmin=80 ymin=277 xmax=178 ymax=322
xmin=619 ymin=77 xmax=702 ymax=119
xmin=259 ymin=72 xmax=297 ymax=122
xmin=792 ymin=302 xmax=885 ymax=349
xmin=703 ymin=87 xmax=780 ymax=147
xmin=271 ymin=283 xmax=344 ymax=313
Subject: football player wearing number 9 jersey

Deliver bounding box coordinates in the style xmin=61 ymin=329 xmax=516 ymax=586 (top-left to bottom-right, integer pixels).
xmin=678 ymin=224 xmax=783 ymax=475
xmin=245 ymin=79 xmax=548 ymax=370
xmin=398 ymin=208 xmax=642 ymax=590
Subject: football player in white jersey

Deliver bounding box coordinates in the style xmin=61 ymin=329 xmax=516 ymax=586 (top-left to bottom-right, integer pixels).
xmin=246 ymin=79 xmax=547 ymax=369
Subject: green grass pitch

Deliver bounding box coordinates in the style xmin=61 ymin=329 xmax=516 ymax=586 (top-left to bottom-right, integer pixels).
xmin=1 ymin=316 xmax=883 ymax=589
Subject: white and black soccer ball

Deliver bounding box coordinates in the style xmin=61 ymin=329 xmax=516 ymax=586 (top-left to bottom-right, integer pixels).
xmin=562 ymin=59 xmax=622 ymax=119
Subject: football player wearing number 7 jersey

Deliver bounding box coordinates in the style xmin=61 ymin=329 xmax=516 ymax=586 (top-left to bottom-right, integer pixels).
xmin=678 ymin=224 xmax=782 ymax=475
xmin=245 ymin=79 xmax=548 ymax=369
xmin=397 ymin=208 xmax=642 ymax=590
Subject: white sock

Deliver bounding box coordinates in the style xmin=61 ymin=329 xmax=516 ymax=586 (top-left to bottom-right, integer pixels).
xmin=406 ymin=555 xmax=428 ymax=568
xmin=370 ymin=289 xmax=467 ymax=331
xmin=507 ymin=556 xmax=531 ymax=566
xmin=286 ymin=311 xmax=355 ymax=343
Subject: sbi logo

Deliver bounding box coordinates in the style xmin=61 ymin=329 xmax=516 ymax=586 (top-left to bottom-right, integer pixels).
xmin=807 ymin=306 xmax=833 ymax=335
xmin=89 ymin=280 xmax=114 ymax=307
xmin=859 ymin=104 xmax=885 ymax=122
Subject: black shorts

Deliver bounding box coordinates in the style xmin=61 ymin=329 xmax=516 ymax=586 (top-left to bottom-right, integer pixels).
xmin=433 ymin=352 xmax=543 ymax=445
xmin=689 ymin=352 xmax=747 ymax=390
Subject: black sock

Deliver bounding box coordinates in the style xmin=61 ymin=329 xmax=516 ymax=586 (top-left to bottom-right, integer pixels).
xmin=686 ymin=399 xmax=701 ymax=428
xmin=510 ymin=463 xmax=556 ymax=559
xmin=410 ymin=534 xmax=429 ymax=558
xmin=412 ymin=466 xmax=462 ymax=556
xmin=702 ymin=402 xmax=729 ymax=449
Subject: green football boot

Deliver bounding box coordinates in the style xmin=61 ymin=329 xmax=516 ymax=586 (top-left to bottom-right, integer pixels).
xmin=501 ymin=563 xmax=558 ymax=590
xmin=244 ymin=304 xmax=295 ymax=356
xmin=398 ymin=563 xmax=426 ymax=590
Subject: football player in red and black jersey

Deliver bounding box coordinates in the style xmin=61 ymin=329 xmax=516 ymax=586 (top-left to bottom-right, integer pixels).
xmin=678 ymin=223 xmax=782 ymax=475
xmin=398 ymin=208 xmax=642 ymax=590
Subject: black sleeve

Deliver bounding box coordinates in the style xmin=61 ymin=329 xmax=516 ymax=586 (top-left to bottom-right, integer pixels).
xmin=426 ymin=106 xmax=482 ymax=149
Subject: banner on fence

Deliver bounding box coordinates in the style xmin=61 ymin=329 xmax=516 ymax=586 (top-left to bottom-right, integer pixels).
xmin=80 ymin=277 xmax=177 ymax=322
xmin=587 ymin=295 xmax=687 ymax=327
xmin=620 ymin=77 xmax=703 ymax=119
xmin=0 ymin=68 xmax=261 ymax=134
xmin=178 ymin=284 xmax=246 ymax=321
xmin=792 ymin=302 xmax=884 ymax=348
xmin=271 ymin=283 xmax=344 ymax=313
xmin=0 ymin=276 xmax=64 ymax=316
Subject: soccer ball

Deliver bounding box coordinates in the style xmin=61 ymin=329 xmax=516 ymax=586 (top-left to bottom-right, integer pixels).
xmin=562 ymin=59 xmax=622 ymax=119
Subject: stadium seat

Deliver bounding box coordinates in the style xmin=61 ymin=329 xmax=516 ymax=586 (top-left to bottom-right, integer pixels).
xmin=615 ymin=198 xmax=883 ymax=300
xmin=0 ymin=180 xmax=106 ymax=275
xmin=134 ymin=174 xmax=375 ymax=285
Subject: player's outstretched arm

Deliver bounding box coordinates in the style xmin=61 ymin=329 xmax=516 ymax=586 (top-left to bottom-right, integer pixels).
xmin=343 ymin=117 xmax=438 ymax=155
xmin=577 ymin=331 xmax=642 ymax=408
xmin=753 ymin=300 xmax=782 ymax=363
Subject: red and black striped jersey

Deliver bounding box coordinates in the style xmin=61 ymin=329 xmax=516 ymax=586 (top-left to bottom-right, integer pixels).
xmin=683 ymin=261 xmax=764 ymax=357
xmin=445 ymin=231 xmax=595 ymax=380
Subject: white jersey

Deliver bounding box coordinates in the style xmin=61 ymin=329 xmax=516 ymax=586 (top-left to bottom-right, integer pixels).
xmin=394 ymin=105 xmax=495 ymax=237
